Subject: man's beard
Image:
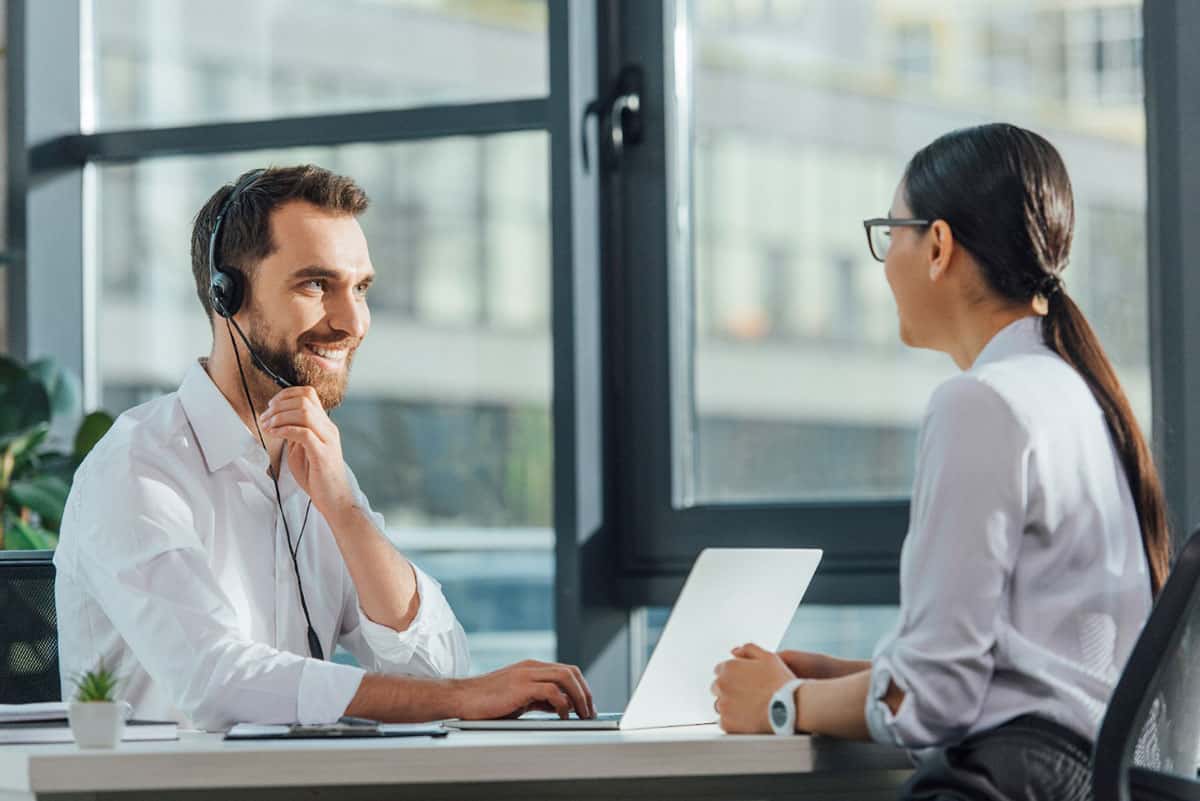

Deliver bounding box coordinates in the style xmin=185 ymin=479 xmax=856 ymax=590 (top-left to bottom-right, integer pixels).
xmin=242 ymin=317 xmax=357 ymax=410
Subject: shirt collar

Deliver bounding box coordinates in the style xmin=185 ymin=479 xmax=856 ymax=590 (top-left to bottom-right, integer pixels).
xmin=178 ymin=360 xmax=265 ymax=474
xmin=971 ymin=315 xmax=1046 ymax=370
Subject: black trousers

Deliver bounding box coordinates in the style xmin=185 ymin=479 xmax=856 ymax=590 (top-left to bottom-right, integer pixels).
xmin=899 ymin=715 xmax=1094 ymax=801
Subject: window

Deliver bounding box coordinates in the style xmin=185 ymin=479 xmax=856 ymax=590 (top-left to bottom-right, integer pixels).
xmin=679 ymin=0 xmax=1149 ymax=505
xmin=80 ymin=2 xmax=558 ymax=676
xmin=91 ymin=0 xmax=548 ymax=130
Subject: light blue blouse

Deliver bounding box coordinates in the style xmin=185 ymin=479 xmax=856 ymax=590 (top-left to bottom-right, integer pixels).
xmin=866 ymin=316 xmax=1152 ymax=748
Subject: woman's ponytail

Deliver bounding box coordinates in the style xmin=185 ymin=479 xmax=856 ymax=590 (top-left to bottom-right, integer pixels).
xmin=1042 ymin=292 xmax=1170 ymax=594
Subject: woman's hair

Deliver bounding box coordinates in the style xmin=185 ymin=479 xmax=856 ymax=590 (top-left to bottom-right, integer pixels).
xmin=903 ymin=122 xmax=1171 ymax=595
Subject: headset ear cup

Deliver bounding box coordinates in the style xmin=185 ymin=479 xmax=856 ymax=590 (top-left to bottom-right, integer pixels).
xmin=211 ymin=268 xmax=244 ymax=318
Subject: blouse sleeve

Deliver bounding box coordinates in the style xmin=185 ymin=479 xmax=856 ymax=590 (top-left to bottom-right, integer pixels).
xmin=866 ymin=375 xmax=1032 ymax=748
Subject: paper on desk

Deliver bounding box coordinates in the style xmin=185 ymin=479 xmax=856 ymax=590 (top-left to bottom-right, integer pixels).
xmin=0 ymin=701 xmax=69 ymax=723
xmin=226 ymin=722 xmax=447 ymax=739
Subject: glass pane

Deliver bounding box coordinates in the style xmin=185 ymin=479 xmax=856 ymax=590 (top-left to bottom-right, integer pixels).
xmin=677 ymin=0 xmax=1149 ymax=504
xmin=94 ymin=132 xmax=553 ymax=674
xmin=642 ymin=605 xmax=899 ymax=676
xmin=91 ymin=0 xmax=548 ymax=130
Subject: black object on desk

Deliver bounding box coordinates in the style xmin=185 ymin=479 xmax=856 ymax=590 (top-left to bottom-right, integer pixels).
xmin=224 ymin=717 xmax=447 ymax=741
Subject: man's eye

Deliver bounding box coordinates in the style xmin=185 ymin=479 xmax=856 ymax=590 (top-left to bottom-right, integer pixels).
xmin=305 ymin=279 xmax=325 ymax=292
xmin=883 ymin=229 xmax=892 ymax=239
xmin=355 ymin=283 xmax=370 ymax=297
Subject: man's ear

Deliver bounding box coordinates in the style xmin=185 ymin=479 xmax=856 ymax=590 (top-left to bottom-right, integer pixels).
xmin=927 ymin=220 xmax=954 ymax=283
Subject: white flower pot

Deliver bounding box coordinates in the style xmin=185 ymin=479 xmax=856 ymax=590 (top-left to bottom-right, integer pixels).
xmin=67 ymin=701 xmax=131 ymax=749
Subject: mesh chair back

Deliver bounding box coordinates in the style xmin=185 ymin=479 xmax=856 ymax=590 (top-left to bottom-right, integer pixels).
xmin=1094 ymin=528 xmax=1200 ymax=801
xmin=0 ymin=551 xmax=60 ymax=704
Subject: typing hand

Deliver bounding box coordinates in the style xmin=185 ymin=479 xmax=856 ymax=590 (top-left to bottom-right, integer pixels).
xmin=259 ymin=386 xmax=354 ymax=515
xmin=452 ymin=660 xmax=596 ymax=721
xmin=712 ymin=643 xmax=795 ymax=734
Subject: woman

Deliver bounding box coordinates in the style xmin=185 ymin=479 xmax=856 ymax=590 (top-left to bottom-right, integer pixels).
xmin=711 ymin=123 xmax=1171 ymax=800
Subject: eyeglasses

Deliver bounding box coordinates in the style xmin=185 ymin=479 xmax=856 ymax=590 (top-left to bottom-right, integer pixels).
xmin=862 ymin=217 xmax=931 ymax=263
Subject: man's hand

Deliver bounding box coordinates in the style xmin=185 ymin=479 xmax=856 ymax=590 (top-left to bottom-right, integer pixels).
xmin=259 ymin=386 xmax=354 ymax=515
xmin=452 ymin=660 xmax=596 ymax=721
xmin=711 ymin=643 xmax=795 ymax=734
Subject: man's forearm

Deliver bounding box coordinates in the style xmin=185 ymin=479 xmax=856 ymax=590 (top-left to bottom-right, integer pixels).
xmin=326 ymin=503 xmax=420 ymax=632
xmin=343 ymin=674 xmax=458 ymax=722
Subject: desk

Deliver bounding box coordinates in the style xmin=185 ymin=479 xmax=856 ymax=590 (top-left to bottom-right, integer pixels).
xmin=0 ymin=725 xmax=912 ymax=801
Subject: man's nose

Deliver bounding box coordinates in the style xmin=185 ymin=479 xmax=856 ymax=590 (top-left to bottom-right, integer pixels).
xmin=327 ymin=290 xmax=369 ymax=339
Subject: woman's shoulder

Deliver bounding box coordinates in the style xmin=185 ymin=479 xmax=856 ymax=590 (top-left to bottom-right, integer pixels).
xmin=928 ymin=349 xmax=1092 ymax=438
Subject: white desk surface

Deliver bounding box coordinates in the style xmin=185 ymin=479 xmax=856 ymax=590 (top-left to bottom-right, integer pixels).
xmin=0 ymin=725 xmax=912 ymax=798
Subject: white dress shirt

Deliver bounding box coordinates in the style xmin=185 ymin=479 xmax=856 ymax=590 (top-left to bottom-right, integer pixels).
xmin=866 ymin=317 xmax=1152 ymax=748
xmin=54 ymin=361 xmax=471 ymax=730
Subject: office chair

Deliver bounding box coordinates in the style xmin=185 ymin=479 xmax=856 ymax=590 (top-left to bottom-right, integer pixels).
xmin=1094 ymin=527 xmax=1200 ymax=801
xmin=0 ymin=550 xmax=61 ymax=704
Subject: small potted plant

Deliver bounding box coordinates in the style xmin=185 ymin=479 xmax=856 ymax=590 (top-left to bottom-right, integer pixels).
xmin=67 ymin=664 xmax=129 ymax=748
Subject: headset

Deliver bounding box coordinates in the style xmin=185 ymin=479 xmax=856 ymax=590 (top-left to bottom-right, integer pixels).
xmin=208 ymin=170 xmax=325 ymax=661
xmin=208 ymin=170 xmax=294 ymax=390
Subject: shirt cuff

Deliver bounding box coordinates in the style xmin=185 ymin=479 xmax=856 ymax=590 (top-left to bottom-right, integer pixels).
xmin=356 ymin=563 xmax=457 ymax=665
xmin=865 ymin=661 xmax=903 ymax=746
xmin=297 ymin=658 xmax=366 ymax=724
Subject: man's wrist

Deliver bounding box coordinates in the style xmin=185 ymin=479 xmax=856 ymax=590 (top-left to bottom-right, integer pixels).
xmin=438 ymin=678 xmax=465 ymax=720
xmin=322 ymin=494 xmax=366 ymax=532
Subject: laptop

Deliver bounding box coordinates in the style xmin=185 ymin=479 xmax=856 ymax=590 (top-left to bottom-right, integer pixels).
xmin=449 ymin=547 xmax=822 ymax=731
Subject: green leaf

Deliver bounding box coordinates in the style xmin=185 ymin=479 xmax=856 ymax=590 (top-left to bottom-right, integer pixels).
xmin=73 ymin=411 xmax=114 ymax=462
xmin=27 ymin=358 xmax=80 ymax=420
xmin=8 ymin=475 xmax=70 ymax=524
xmin=28 ymin=449 xmax=76 ymax=486
xmin=71 ymin=663 xmax=120 ymax=702
xmin=1 ymin=423 xmax=49 ymax=470
xmin=0 ymin=372 xmax=50 ymax=441
xmin=5 ymin=517 xmax=58 ymax=550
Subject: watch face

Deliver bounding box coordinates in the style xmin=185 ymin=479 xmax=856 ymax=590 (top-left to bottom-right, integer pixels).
xmin=770 ymin=699 xmax=789 ymax=728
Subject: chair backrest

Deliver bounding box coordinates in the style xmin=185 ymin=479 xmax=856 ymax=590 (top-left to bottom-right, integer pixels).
xmin=0 ymin=550 xmax=60 ymax=704
xmin=1094 ymin=528 xmax=1200 ymax=801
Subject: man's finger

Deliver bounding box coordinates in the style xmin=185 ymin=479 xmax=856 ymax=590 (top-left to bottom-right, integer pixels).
xmin=268 ymin=387 xmax=315 ymax=405
xmin=261 ymin=410 xmax=329 ymax=441
xmin=268 ymin=425 xmax=322 ymax=453
xmin=263 ymin=396 xmax=326 ymax=418
xmin=530 ymin=683 xmax=571 ymax=719
xmin=567 ymin=664 xmax=595 ymax=718
xmin=534 ymin=668 xmax=590 ymax=718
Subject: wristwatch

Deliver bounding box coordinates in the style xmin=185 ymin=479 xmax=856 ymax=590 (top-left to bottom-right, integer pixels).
xmin=768 ymin=678 xmax=806 ymax=736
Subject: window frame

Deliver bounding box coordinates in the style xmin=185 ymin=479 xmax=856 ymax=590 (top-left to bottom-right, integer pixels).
xmin=600 ymin=0 xmax=1193 ymax=610
xmin=602 ymin=0 xmax=908 ymax=608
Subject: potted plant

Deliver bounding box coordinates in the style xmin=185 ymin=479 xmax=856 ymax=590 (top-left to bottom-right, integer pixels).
xmin=67 ymin=664 xmax=130 ymax=748
xmin=0 ymin=355 xmax=113 ymax=549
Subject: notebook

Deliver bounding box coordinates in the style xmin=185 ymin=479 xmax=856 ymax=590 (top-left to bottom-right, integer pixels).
xmin=0 ymin=718 xmax=179 ymax=745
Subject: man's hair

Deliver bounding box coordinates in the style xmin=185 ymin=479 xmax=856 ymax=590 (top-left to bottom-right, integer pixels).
xmin=190 ymin=164 xmax=370 ymax=321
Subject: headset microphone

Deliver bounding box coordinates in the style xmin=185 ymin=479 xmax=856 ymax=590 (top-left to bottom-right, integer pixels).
xmin=226 ymin=316 xmax=293 ymax=390
xmin=206 ymin=170 xmax=324 ymax=662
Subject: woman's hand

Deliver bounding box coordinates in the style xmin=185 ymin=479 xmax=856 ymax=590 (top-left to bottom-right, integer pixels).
xmin=711 ymin=643 xmax=797 ymax=734
xmin=778 ymin=650 xmax=871 ymax=680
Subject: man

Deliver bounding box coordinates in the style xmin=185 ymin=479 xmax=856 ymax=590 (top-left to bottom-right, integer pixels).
xmin=55 ymin=165 xmax=593 ymax=730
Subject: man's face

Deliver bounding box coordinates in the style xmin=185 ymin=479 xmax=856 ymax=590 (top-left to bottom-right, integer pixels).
xmin=239 ymin=200 xmax=374 ymax=410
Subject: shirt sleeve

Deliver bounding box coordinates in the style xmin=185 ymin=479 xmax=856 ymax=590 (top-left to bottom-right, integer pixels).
xmin=335 ymin=466 xmax=472 ymax=678
xmin=866 ymin=375 xmax=1031 ymax=748
xmin=69 ymin=452 xmax=365 ymax=730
